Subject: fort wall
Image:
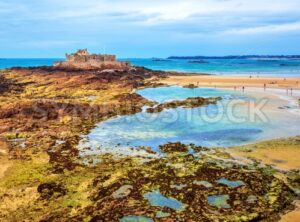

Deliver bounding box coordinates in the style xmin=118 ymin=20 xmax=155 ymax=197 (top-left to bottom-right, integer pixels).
xmin=54 ymin=49 xmax=130 ymax=70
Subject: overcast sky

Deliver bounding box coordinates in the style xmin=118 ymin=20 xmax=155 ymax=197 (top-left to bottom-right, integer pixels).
xmin=1 ymin=0 xmax=300 ymax=58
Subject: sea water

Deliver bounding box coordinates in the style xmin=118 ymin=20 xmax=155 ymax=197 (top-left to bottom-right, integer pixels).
xmin=126 ymin=58 xmax=300 ymax=77
xmin=1 ymin=58 xmax=300 ymax=77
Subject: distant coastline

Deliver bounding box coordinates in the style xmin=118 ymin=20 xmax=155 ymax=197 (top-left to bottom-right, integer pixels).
xmin=168 ymin=55 xmax=300 ymax=60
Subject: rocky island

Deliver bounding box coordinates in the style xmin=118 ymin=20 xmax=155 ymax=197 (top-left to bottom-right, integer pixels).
xmin=54 ymin=49 xmax=130 ymax=70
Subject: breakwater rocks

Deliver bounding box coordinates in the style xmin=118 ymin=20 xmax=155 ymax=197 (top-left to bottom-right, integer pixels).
xmin=146 ymin=96 xmax=221 ymax=113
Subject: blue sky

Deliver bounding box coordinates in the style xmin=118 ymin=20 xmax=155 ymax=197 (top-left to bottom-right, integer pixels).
xmin=1 ymin=0 xmax=300 ymax=58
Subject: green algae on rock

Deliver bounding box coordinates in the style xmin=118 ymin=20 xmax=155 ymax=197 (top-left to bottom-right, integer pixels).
xmin=73 ymin=142 xmax=296 ymax=221
xmin=0 ymin=140 xmax=297 ymax=221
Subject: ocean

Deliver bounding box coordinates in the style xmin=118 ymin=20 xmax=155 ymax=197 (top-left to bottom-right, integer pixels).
xmin=1 ymin=58 xmax=300 ymax=77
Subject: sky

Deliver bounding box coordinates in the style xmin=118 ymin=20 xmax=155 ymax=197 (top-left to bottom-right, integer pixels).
xmin=1 ymin=0 xmax=300 ymax=58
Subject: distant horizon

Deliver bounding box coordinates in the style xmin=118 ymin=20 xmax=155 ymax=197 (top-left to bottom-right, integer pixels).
xmin=1 ymin=54 xmax=300 ymax=59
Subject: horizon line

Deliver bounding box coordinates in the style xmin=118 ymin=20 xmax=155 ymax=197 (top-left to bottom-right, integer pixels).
xmin=1 ymin=54 xmax=300 ymax=60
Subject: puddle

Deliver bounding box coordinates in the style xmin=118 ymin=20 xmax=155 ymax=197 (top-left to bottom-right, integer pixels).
xmin=87 ymin=95 xmax=97 ymax=101
xmin=246 ymin=195 xmax=258 ymax=204
xmin=207 ymin=195 xmax=231 ymax=209
xmin=119 ymin=215 xmax=154 ymax=222
xmin=170 ymin=184 xmax=187 ymax=190
xmin=112 ymin=185 xmax=133 ymax=199
xmin=156 ymin=211 xmax=171 ymax=218
xmin=216 ymin=178 xmax=245 ymax=188
xmin=144 ymin=190 xmax=185 ymax=211
xmin=193 ymin=180 xmax=213 ymax=188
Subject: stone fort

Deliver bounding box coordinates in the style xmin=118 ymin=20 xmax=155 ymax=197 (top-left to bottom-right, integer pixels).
xmin=54 ymin=49 xmax=130 ymax=70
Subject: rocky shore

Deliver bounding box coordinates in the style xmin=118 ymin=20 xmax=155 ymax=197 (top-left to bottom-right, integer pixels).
xmin=0 ymin=65 xmax=299 ymax=221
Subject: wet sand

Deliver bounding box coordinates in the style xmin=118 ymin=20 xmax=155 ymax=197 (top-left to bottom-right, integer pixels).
xmin=228 ymin=137 xmax=300 ymax=171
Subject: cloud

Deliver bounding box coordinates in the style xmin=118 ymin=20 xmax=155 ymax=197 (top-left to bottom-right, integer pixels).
xmin=2 ymin=0 xmax=300 ymax=23
xmin=1 ymin=0 xmax=300 ymax=57
xmin=223 ymin=21 xmax=300 ymax=35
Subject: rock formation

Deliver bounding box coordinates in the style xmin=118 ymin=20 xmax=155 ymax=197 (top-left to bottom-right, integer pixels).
xmin=54 ymin=49 xmax=130 ymax=70
xmin=146 ymin=96 xmax=221 ymax=113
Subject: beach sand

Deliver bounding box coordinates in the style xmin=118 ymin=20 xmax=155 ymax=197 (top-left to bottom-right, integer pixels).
xmin=160 ymin=75 xmax=300 ymax=90
xmin=228 ymin=137 xmax=300 ymax=171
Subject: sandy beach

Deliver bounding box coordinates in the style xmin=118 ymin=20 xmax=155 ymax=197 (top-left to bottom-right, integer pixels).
xmin=160 ymin=75 xmax=300 ymax=90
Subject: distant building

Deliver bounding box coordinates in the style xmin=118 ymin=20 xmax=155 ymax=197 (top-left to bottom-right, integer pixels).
xmin=54 ymin=49 xmax=130 ymax=70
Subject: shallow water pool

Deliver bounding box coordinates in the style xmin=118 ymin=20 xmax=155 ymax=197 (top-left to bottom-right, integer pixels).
xmin=79 ymin=86 xmax=299 ymax=155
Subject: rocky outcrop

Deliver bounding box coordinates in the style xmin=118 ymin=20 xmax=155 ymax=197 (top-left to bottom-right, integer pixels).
xmin=146 ymin=96 xmax=221 ymax=113
xmin=0 ymin=74 xmax=23 ymax=94
xmin=183 ymin=83 xmax=197 ymax=88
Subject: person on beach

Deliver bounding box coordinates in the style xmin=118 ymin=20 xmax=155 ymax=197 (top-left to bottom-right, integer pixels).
xmin=264 ymin=83 xmax=266 ymax=91
xmin=242 ymin=86 xmax=245 ymax=92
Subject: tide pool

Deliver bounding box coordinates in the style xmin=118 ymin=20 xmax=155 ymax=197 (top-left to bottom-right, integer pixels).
xmin=79 ymin=86 xmax=297 ymax=155
xmin=144 ymin=190 xmax=185 ymax=211
xmin=207 ymin=195 xmax=231 ymax=209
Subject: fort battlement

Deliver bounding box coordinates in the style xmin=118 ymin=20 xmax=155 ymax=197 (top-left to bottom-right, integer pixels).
xmin=54 ymin=49 xmax=130 ymax=70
